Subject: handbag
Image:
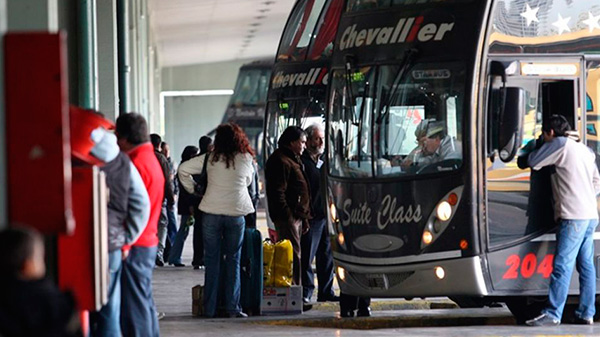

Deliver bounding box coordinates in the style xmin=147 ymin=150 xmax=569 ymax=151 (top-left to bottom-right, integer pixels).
xmin=194 ymin=153 xmax=210 ymax=197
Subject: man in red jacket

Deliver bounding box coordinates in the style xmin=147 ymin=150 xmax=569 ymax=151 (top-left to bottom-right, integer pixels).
xmin=116 ymin=113 xmax=164 ymax=337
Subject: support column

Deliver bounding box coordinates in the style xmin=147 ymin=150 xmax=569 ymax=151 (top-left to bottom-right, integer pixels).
xmin=96 ymin=0 xmax=118 ymax=121
xmin=0 ymin=0 xmax=7 ymax=229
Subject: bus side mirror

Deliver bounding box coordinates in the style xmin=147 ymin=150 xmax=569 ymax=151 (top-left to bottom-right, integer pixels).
xmin=497 ymin=87 xmax=526 ymax=162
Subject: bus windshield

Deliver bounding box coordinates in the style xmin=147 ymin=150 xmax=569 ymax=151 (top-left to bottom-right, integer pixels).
xmin=345 ymin=0 xmax=473 ymax=12
xmin=229 ymin=68 xmax=270 ymax=106
xmin=328 ymin=61 xmax=465 ymax=178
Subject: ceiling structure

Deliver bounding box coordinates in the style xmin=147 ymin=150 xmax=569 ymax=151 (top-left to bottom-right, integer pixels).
xmin=150 ymin=0 xmax=296 ymax=67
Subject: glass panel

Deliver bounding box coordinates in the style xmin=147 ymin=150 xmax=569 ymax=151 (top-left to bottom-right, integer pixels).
xmin=586 ymin=60 xmax=600 ymax=159
xmin=265 ymin=99 xmax=327 ymax=159
xmin=346 ymin=0 xmax=472 ymax=12
xmin=487 ymin=78 xmax=563 ymax=248
xmin=374 ymin=62 xmax=464 ymax=177
xmin=328 ymin=67 xmax=376 ymax=178
xmin=307 ymin=0 xmax=344 ymax=60
xmin=277 ymin=0 xmax=328 ymax=62
xmin=229 ymin=68 xmax=270 ymax=106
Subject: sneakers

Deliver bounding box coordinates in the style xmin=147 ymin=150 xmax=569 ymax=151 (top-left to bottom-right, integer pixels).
xmin=317 ymin=295 xmax=340 ymax=302
xmin=227 ymin=311 xmax=248 ymax=318
xmin=157 ymin=312 xmax=166 ymax=320
xmin=572 ymin=316 xmax=594 ymax=325
xmin=525 ymin=313 xmax=560 ymax=326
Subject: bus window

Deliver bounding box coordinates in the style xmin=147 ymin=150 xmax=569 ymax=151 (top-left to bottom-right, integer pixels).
xmin=586 ymin=61 xmax=600 ymax=159
xmin=277 ymin=0 xmax=328 ymax=62
xmin=230 ymin=68 xmax=270 ymax=106
xmin=328 ymin=67 xmax=376 ymax=178
xmin=307 ymin=0 xmax=344 ymax=60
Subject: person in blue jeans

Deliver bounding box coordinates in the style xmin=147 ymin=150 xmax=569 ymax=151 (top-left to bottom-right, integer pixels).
xmin=70 ymin=112 xmax=150 ymax=337
xmin=523 ymin=115 xmax=600 ymax=326
xmin=179 ymin=123 xmax=256 ymax=318
xmin=168 ymin=145 xmax=200 ymax=266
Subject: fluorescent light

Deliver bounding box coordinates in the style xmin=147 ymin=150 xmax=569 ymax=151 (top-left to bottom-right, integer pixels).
xmin=161 ymin=90 xmax=233 ymax=97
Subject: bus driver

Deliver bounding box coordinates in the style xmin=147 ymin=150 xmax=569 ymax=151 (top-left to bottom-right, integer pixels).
xmin=401 ymin=120 xmax=461 ymax=170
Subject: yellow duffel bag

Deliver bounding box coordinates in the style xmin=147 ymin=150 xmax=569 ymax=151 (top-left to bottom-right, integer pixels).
xmin=272 ymin=239 xmax=293 ymax=287
xmin=263 ymin=239 xmax=275 ymax=287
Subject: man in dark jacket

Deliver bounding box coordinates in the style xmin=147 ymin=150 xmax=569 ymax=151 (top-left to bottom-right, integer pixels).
xmin=265 ymin=126 xmax=311 ymax=286
xmin=300 ymin=124 xmax=338 ymax=303
xmin=150 ymin=133 xmax=175 ymax=267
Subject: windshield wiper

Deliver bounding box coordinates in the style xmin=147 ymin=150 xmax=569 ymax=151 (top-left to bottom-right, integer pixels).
xmin=356 ymin=81 xmax=370 ymax=167
xmin=376 ymin=48 xmax=418 ymax=125
xmin=344 ymin=54 xmax=358 ymax=125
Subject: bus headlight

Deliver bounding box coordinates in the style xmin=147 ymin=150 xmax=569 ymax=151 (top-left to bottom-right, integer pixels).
xmin=434 ymin=266 xmax=445 ymax=280
xmin=337 ymin=266 xmax=346 ymax=281
xmin=330 ymin=202 xmax=338 ymax=223
xmin=436 ymin=201 xmax=452 ymax=221
xmin=338 ymin=232 xmax=345 ymax=245
xmin=422 ymin=230 xmax=433 ymax=245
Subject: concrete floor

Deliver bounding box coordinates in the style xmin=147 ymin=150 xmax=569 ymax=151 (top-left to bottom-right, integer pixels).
xmin=153 ymin=213 xmax=600 ymax=336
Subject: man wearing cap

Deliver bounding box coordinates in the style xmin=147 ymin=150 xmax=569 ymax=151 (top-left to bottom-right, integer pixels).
xmin=402 ymin=119 xmax=461 ymax=169
xmin=116 ymin=113 xmax=165 ymax=337
xmin=87 ymin=128 xmax=150 ymax=337
xmin=69 ymin=107 xmax=151 ymax=337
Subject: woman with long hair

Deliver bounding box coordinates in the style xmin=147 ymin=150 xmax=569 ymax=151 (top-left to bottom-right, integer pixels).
xmin=167 ymin=146 xmax=200 ymax=266
xmin=178 ymin=123 xmax=255 ymax=318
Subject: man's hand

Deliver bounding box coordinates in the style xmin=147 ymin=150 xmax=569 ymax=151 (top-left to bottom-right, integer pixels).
xmin=302 ymin=220 xmax=310 ymax=235
xmin=122 ymin=247 xmax=130 ymax=260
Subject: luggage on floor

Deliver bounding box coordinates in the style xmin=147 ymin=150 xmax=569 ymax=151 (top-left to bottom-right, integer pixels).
xmin=240 ymin=227 xmax=263 ymax=315
xmin=263 ymin=239 xmax=275 ymax=287
xmin=273 ymin=239 xmax=293 ymax=287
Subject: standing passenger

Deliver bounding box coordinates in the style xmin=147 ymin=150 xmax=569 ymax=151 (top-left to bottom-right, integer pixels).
xmin=524 ymin=115 xmax=600 ymax=326
xmin=116 ymin=113 xmax=165 ymax=337
xmin=300 ymin=124 xmax=338 ymax=303
xmin=179 ymin=124 xmax=255 ymax=318
xmin=265 ymin=126 xmax=311 ymax=286
xmin=168 ymin=146 xmax=200 ymax=267
xmin=84 ymin=126 xmax=150 ymax=337
xmin=161 ymin=141 xmax=179 ymax=259
xmin=191 ymin=136 xmax=214 ymax=270
xmin=150 ymin=134 xmax=175 ymax=267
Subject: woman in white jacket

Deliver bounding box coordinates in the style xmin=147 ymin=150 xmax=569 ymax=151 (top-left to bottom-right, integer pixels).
xmin=178 ymin=123 xmax=255 ymax=318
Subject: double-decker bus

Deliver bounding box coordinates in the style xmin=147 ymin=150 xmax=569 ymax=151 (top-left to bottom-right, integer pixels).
xmin=263 ymin=0 xmax=345 ymax=237
xmin=325 ymin=0 xmax=600 ymax=322
xmin=222 ymin=59 xmax=273 ymax=169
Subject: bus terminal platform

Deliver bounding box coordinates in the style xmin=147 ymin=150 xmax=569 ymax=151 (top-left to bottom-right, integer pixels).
xmin=153 ymin=212 xmax=600 ymax=336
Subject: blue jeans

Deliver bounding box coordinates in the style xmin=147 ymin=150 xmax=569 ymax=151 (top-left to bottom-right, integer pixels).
xmin=301 ymin=218 xmax=335 ymax=300
xmin=91 ymin=250 xmax=122 ymax=337
xmin=121 ymin=246 xmax=159 ymax=337
xmin=167 ymin=205 xmax=178 ymax=244
xmin=544 ymin=219 xmax=598 ymax=320
xmin=168 ymin=214 xmax=191 ymax=265
xmin=202 ymin=213 xmax=245 ymax=317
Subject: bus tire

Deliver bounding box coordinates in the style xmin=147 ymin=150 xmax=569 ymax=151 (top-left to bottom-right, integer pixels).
xmin=449 ymin=296 xmax=486 ymax=308
xmin=505 ymin=297 xmax=546 ymax=324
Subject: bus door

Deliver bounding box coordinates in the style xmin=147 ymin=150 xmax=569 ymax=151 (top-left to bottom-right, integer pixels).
xmin=484 ymin=57 xmax=586 ymax=293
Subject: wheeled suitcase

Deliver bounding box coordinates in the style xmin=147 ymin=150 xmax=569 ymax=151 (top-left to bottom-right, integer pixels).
xmin=240 ymin=227 xmax=263 ymax=315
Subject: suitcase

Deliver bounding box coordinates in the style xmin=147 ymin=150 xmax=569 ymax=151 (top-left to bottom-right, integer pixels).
xmin=240 ymin=227 xmax=263 ymax=315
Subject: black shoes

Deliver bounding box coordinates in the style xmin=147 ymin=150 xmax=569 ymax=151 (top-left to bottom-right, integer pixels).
xmin=317 ymin=295 xmax=340 ymax=302
xmin=155 ymin=258 xmax=165 ymax=267
xmin=525 ymin=313 xmax=560 ymax=326
xmin=169 ymin=262 xmax=185 ymax=267
xmin=572 ymin=316 xmax=594 ymax=325
xmin=193 ymin=265 xmax=205 ymax=270
xmin=357 ymin=307 xmax=371 ymax=317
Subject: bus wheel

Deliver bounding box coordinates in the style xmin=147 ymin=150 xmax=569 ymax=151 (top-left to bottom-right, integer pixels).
xmin=505 ymin=297 xmax=546 ymax=324
xmin=449 ymin=296 xmax=486 ymax=308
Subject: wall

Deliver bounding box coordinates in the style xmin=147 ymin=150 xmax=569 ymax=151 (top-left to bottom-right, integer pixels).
xmin=161 ymin=58 xmax=255 ymax=163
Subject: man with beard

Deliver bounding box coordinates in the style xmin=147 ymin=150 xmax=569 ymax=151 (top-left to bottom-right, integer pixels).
xmin=300 ymin=124 xmax=338 ymax=304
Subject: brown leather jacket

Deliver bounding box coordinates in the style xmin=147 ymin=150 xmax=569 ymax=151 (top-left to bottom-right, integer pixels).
xmin=265 ymin=147 xmax=311 ymax=225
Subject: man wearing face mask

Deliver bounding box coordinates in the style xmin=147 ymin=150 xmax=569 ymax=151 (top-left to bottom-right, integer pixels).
xmin=300 ymin=124 xmax=338 ymax=304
